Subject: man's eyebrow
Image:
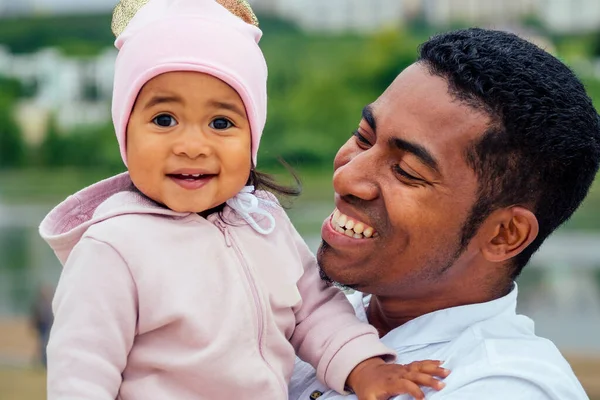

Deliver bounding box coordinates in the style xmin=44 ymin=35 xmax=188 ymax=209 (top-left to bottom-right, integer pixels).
xmin=362 ymin=105 xmax=377 ymax=131
xmin=208 ymin=100 xmax=246 ymax=119
xmin=362 ymin=104 xmax=440 ymax=174
xmin=143 ymin=94 xmax=183 ymax=110
xmin=390 ymin=137 xmax=441 ymax=174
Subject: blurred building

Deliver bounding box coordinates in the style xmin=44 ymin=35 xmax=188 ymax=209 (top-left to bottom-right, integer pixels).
xmin=250 ymin=0 xmax=405 ymax=33
xmin=0 ymin=46 xmax=116 ymax=144
xmin=420 ymin=0 xmax=600 ymax=33
xmin=0 ymin=0 xmax=34 ymax=16
xmin=1 ymin=0 xmax=599 ymax=34
xmin=539 ymin=0 xmax=600 ymax=33
xmin=0 ymin=0 xmax=116 ymax=17
xmin=247 ymin=0 xmax=280 ymax=15
xmin=247 ymin=0 xmax=600 ymax=34
xmin=422 ymin=0 xmax=539 ymax=26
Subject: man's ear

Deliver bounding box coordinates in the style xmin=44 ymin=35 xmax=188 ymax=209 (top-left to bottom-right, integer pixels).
xmin=477 ymin=206 xmax=539 ymax=263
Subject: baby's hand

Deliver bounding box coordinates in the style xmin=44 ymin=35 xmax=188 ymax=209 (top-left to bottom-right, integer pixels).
xmin=346 ymin=357 xmax=450 ymax=400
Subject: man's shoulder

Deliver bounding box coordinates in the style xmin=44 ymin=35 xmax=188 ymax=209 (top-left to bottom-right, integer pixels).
xmin=436 ymin=314 xmax=587 ymax=399
xmin=457 ymin=312 xmax=571 ymax=368
xmin=289 ymin=312 xmax=588 ymax=400
xmin=432 ymin=347 xmax=587 ymax=399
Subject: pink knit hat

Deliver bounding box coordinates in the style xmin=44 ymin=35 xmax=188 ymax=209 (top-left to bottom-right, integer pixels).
xmin=111 ymin=0 xmax=267 ymax=166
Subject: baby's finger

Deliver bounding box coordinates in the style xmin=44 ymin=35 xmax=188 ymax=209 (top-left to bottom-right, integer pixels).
xmin=410 ymin=361 xmax=450 ymax=377
xmin=359 ymin=395 xmax=377 ymax=400
xmin=393 ymin=380 xmax=425 ymax=400
xmin=403 ymin=371 xmax=446 ymax=391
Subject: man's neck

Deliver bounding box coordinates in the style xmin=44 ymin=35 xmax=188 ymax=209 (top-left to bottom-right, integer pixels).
xmin=366 ymin=285 xmax=511 ymax=337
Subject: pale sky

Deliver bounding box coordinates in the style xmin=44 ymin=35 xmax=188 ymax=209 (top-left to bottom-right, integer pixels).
xmin=38 ymin=0 xmax=117 ymax=12
xmin=1 ymin=0 xmax=268 ymax=16
xmin=2 ymin=0 xmax=118 ymax=15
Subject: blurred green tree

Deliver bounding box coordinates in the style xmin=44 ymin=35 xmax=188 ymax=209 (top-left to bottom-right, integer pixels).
xmin=39 ymin=119 xmax=123 ymax=172
xmin=258 ymin=29 xmax=420 ymax=169
xmin=0 ymin=14 xmax=113 ymax=55
xmin=0 ymin=76 xmax=25 ymax=168
xmin=0 ymin=98 xmax=25 ymax=168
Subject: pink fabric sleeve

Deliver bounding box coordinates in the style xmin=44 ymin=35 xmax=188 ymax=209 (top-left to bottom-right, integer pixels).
xmin=48 ymin=237 xmax=137 ymax=400
xmin=287 ymin=224 xmax=396 ymax=394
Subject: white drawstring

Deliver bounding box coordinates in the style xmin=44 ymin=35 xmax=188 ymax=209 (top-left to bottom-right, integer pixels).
xmin=226 ymin=186 xmax=276 ymax=235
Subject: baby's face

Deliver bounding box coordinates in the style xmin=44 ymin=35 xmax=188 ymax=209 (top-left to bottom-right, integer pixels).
xmin=126 ymin=71 xmax=252 ymax=213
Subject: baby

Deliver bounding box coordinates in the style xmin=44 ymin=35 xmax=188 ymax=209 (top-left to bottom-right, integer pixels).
xmin=39 ymin=1 xmax=448 ymax=399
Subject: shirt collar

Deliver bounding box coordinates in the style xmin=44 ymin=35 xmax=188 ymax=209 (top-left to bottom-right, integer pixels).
xmin=350 ymin=284 xmax=519 ymax=348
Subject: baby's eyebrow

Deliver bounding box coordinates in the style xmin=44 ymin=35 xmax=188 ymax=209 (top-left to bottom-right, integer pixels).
xmin=208 ymin=100 xmax=246 ymax=118
xmin=143 ymin=95 xmax=183 ymax=110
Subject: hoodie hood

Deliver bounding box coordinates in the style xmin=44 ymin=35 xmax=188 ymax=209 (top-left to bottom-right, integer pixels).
xmin=39 ymin=173 xmax=188 ymax=266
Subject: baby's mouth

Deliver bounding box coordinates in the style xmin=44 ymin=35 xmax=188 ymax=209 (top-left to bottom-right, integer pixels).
xmin=330 ymin=209 xmax=378 ymax=239
xmin=167 ymin=173 xmax=215 ymax=181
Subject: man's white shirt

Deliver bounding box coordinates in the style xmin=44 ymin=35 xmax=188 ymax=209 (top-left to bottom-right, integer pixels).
xmin=289 ymin=285 xmax=589 ymax=400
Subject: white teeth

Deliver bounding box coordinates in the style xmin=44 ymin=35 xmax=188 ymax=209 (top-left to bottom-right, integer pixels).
xmin=353 ymin=223 xmax=364 ymax=234
xmin=333 ymin=209 xmax=341 ymax=220
xmin=331 ymin=209 xmax=377 ymax=239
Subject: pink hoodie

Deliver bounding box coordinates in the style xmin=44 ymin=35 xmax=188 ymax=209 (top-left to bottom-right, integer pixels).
xmin=39 ymin=173 xmax=394 ymax=399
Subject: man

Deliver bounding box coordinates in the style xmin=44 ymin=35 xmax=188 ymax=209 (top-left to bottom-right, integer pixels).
xmin=289 ymin=28 xmax=600 ymax=400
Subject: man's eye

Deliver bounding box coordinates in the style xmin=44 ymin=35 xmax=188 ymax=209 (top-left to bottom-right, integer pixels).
xmin=210 ymin=118 xmax=233 ymax=130
xmin=394 ymin=165 xmax=424 ymax=182
xmin=152 ymin=114 xmax=177 ymax=127
xmin=353 ymin=130 xmax=371 ymax=147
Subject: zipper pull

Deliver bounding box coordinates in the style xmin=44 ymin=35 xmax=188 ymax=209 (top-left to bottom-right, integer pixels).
xmin=215 ymin=219 xmax=232 ymax=247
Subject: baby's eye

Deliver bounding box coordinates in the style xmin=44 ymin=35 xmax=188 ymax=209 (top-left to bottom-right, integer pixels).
xmin=210 ymin=118 xmax=233 ymax=130
xmin=152 ymin=114 xmax=177 ymax=127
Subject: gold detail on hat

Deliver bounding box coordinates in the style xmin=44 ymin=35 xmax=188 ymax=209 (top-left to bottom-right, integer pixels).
xmin=216 ymin=0 xmax=259 ymax=27
xmin=111 ymin=0 xmax=259 ymax=38
xmin=111 ymin=0 xmax=150 ymax=37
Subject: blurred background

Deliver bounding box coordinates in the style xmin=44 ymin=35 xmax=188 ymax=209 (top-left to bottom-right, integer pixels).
xmin=1 ymin=0 xmax=600 ymax=398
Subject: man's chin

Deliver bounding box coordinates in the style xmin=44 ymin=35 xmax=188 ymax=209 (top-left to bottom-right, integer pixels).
xmin=318 ymin=265 xmax=334 ymax=285
xmin=317 ymin=240 xmax=358 ymax=291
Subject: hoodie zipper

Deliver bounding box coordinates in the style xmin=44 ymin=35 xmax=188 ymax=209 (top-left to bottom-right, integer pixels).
xmin=214 ymin=220 xmax=287 ymax=397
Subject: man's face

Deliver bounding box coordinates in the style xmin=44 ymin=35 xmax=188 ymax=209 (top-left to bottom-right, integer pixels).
xmin=318 ymin=63 xmax=491 ymax=297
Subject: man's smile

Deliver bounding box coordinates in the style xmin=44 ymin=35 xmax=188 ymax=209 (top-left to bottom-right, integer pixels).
xmin=329 ymin=208 xmax=378 ymax=239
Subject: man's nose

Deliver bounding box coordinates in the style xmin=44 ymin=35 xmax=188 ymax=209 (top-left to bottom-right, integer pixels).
xmin=172 ymin=126 xmax=213 ymax=159
xmin=332 ymin=148 xmax=379 ymax=202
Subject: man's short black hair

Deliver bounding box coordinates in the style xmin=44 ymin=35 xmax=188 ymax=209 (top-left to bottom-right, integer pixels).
xmin=418 ymin=28 xmax=600 ymax=277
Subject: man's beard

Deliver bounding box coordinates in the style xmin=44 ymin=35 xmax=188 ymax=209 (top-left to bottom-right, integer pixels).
xmin=317 ymin=241 xmax=358 ymax=291
xmin=316 ymin=232 xmax=468 ymax=293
